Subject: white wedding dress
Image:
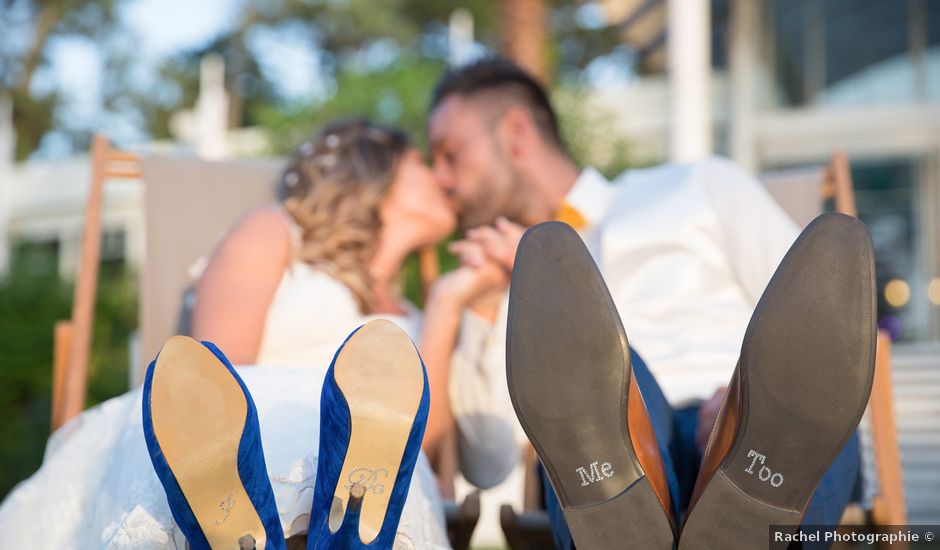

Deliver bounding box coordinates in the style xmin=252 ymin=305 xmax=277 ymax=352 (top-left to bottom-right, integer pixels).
xmin=0 ymin=261 xmax=451 ymax=549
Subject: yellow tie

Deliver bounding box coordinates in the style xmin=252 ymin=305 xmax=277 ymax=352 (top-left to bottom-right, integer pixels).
xmin=554 ymin=201 xmax=588 ymax=230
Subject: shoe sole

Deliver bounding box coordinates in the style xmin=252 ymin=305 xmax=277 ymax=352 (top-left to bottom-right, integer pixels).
xmin=507 ymin=221 xmax=675 ymax=550
xmin=679 ymin=213 xmax=876 ymax=549
xmin=150 ymin=335 xmax=267 ymax=549
xmin=330 ymin=319 xmax=424 ymax=543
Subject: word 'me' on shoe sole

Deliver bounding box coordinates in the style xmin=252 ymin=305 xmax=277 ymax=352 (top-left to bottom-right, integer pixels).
xmin=151 ymin=336 xmax=267 ymax=549
xmin=328 ymin=319 xmax=424 ymax=544
xmin=679 ymin=213 xmax=876 ymax=549
xmin=507 ymin=221 xmax=675 ymax=550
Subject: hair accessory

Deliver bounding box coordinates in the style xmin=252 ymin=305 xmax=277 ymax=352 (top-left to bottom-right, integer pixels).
xmin=315 ymin=154 xmax=337 ymax=169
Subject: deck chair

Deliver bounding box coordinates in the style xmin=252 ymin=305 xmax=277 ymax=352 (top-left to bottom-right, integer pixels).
xmin=498 ymin=152 xmax=907 ymax=549
xmin=137 ymin=154 xmax=282 ymax=379
xmin=50 ymin=133 xmax=478 ymax=549
xmin=762 ymin=151 xmax=907 ymax=529
xmin=51 ymin=135 xmax=142 ymax=429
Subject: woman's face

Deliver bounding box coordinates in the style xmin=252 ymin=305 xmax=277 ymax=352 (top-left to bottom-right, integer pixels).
xmin=381 ymin=148 xmax=458 ymax=246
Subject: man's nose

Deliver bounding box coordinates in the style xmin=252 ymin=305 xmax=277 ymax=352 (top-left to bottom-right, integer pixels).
xmin=432 ymin=162 xmax=455 ymax=191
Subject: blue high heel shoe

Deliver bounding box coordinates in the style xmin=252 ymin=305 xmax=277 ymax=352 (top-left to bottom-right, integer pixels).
xmin=142 ymin=335 xmax=287 ymax=550
xmin=307 ymin=319 xmax=430 ymax=549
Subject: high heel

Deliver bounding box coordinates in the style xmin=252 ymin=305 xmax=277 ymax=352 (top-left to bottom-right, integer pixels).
xmin=330 ymin=484 xmax=366 ymax=548
xmin=307 ymin=320 xmax=430 ymax=549
xmin=142 ymin=336 xmax=287 ymax=550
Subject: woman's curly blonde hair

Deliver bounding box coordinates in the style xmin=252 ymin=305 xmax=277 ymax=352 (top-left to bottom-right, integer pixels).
xmin=275 ymin=119 xmax=410 ymax=313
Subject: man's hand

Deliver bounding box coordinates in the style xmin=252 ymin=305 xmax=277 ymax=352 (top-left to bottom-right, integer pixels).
xmin=459 ymin=217 xmax=525 ymax=272
xmin=432 ymin=238 xmax=510 ymax=309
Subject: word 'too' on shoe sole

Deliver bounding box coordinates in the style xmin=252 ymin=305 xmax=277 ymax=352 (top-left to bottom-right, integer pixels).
xmin=679 ymin=213 xmax=876 ymax=550
xmin=507 ymin=221 xmax=676 ymax=550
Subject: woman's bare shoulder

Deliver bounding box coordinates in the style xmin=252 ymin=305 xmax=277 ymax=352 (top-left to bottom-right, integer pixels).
xmin=211 ymin=205 xmax=293 ymax=268
xmin=231 ymin=206 xmax=292 ymax=242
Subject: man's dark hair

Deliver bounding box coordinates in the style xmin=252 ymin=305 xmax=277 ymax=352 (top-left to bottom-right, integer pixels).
xmin=431 ymin=56 xmax=566 ymax=152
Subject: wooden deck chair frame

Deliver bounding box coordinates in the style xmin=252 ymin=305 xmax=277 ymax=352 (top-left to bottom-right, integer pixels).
xmin=824 ymin=152 xmax=907 ymax=528
xmin=51 ymin=135 xmax=141 ymax=430
xmin=499 ymin=151 xmax=907 ymax=549
xmin=50 ymin=133 xmax=478 ymax=548
xmin=769 ymin=151 xmax=907 ymax=527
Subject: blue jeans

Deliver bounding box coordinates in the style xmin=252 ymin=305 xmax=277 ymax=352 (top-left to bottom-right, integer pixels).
xmin=542 ymin=350 xmax=861 ymax=550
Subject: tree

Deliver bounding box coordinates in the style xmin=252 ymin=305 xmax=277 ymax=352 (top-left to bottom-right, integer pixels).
xmin=0 ymin=0 xmax=123 ymax=159
xmin=3 ymin=0 xmax=633 ymax=162
xmin=0 ymin=242 xmax=137 ymax=499
xmin=124 ymin=0 xmax=628 ymax=152
xmin=502 ymin=0 xmax=550 ymax=83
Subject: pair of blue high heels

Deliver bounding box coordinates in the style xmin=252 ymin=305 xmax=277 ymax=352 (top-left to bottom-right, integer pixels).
xmin=142 ymin=319 xmax=429 ymax=550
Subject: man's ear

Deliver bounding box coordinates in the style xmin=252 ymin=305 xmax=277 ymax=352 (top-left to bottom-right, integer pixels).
xmin=499 ymin=105 xmax=537 ymax=160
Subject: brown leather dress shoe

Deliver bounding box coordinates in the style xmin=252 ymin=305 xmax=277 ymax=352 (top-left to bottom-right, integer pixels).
xmin=507 ymin=221 xmax=675 ymax=550
xmin=679 ymin=213 xmax=876 ymax=550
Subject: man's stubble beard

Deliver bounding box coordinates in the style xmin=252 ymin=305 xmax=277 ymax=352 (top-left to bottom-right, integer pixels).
xmin=457 ymin=167 xmax=531 ymax=231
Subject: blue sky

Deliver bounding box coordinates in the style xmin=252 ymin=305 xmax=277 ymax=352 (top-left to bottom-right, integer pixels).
xmin=122 ymin=0 xmax=241 ymax=59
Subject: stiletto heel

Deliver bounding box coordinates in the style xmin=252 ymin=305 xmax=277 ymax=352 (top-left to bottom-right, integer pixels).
xmin=307 ymin=320 xmax=430 ymax=549
xmin=331 ymin=484 xmax=366 ymax=548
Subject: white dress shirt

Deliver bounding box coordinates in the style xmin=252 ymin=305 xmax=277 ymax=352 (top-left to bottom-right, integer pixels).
xmin=448 ymin=157 xmax=799 ymax=544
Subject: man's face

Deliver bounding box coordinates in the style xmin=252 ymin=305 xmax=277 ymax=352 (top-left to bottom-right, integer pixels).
xmin=428 ymin=95 xmax=521 ymax=230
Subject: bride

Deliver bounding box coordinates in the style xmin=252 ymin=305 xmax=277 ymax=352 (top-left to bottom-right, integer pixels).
xmin=0 ymin=119 xmax=504 ymax=548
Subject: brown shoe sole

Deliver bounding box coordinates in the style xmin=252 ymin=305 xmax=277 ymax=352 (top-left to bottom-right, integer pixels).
xmin=507 ymin=221 xmax=675 ymax=550
xmin=679 ymin=213 xmax=876 ymax=549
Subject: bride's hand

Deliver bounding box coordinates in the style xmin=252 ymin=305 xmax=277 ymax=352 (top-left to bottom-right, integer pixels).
xmin=432 ymin=263 xmax=509 ymax=309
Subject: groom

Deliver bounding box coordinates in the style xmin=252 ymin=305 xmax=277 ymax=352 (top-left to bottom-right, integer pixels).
xmin=424 ymin=56 xmax=865 ymax=548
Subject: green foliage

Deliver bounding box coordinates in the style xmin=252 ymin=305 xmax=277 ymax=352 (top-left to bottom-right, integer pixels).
xmin=400 ymin=237 xmax=462 ymax=309
xmin=554 ymin=87 xmax=638 ymax=179
xmin=0 ymin=243 xmax=137 ymax=500
xmin=255 ymin=56 xmax=447 ymax=155
xmin=252 ymin=58 xmax=641 ymax=178
xmin=86 ymin=261 xmax=138 ymax=406
xmin=10 ymin=89 xmax=58 ymax=162
xmin=0 ymin=243 xmax=66 ymax=498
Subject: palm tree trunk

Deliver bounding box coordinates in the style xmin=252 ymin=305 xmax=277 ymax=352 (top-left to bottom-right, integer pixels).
xmin=501 ymin=0 xmax=550 ymax=84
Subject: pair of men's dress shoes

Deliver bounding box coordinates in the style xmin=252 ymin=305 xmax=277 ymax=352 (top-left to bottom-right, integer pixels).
xmin=506 ymin=214 xmax=876 ymax=549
